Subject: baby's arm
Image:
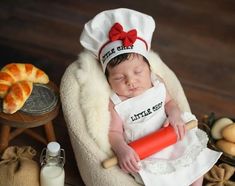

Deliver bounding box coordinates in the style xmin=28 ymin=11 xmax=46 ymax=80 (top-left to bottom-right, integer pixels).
xmin=108 ymin=101 xmax=140 ymax=173
xmin=157 ymin=75 xmax=186 ymax=140
xmin=164 ymin=93 xmax=186 ymax=140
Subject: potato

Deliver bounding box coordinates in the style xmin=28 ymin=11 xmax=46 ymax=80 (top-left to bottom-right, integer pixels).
xmin=222 ymin=123 xmax=235 ymax=143
xmin=211 ymin=117 xmax=233 ymax=140
xmin=216 ymin=139 xmax=235 ymax=156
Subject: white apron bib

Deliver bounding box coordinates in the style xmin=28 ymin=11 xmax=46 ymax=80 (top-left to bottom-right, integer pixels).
xmin=111 ymin=76 xmax=222 ymax=186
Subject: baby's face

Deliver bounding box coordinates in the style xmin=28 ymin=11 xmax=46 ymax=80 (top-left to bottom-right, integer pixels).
xmin=108 ymin=54 xmax=152 ymax=99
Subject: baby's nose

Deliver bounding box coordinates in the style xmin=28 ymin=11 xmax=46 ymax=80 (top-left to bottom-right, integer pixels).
xmin=126 ymin=77 xmax=135 ymax=86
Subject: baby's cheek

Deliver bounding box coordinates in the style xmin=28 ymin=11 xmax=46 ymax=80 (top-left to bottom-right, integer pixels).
xmin=113 ymin=85 xmax=123 ymax=93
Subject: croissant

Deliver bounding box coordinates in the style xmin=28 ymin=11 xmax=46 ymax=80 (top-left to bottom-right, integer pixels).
xmin=3 ymin=80 xmax=33 ymax=114
xmin=0 ymin=63 xmax=49 ymax=98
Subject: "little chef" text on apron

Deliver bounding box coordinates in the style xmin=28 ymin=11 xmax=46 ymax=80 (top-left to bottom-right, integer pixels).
xmin=130 ymin=101 xmax=163 ymax=122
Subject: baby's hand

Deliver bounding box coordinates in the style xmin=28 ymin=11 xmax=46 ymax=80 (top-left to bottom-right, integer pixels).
xmin=115 ymin=143 xmax=140 ymax=173
xmin=163 ymin=117 xmax=186 ymax=140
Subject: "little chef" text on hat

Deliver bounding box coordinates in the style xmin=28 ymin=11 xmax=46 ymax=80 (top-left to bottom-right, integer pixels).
xmin=80 ymin=8 xmax=156 ymax=72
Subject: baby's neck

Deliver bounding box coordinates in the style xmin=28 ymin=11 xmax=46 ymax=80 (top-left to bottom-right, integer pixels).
xmin=118 ymin=95 xmax=129 ymax=101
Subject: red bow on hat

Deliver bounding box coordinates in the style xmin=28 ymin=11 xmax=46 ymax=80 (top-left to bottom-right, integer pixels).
xmin=109 ymin=23 xmax=137 ymax=47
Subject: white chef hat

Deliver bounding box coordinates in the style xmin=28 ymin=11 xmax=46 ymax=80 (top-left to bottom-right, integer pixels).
xmin=80 ymin=8 xmax=156 ymax=72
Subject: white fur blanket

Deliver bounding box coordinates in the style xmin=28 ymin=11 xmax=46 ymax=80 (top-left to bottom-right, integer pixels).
xmin=75 ymin=50 xmax=190 ymax=154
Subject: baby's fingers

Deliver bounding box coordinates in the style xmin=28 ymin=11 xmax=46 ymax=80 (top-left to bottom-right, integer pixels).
xmin=134 ymin=150 xmax=140 ymax=162
xmin=163 ymin=119 xmax=170 ymax=127
xmin=120 ymin=162 xmax=133 ymax=173
xmin=128 ymin=153 xmax=140 ymax=172
xmin=177 ymin=125 xmax=186 ymax=140
xmin=120 ymin=159 xmax=139 ymax=173
xmin=130 ymin=159 xmax=140 ymax=173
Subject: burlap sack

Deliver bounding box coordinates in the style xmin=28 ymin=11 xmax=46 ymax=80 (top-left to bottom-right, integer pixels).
xmin=0 ymin=146 xmax=40 ymax=186
xmin=204 ymin=163 xmax=235 ymax=186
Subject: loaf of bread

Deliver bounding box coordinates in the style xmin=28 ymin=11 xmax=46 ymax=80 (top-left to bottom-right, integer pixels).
xmin=222 ymin=123 xmax=235 ymax=143
xmin=0 ymin=63 xmax=49 ymax=98
xmin=216 ymin=139 xmax=235 ymax=156
xmin=211 ymin=117 xmax=233 ymax=140
xmin=3 ymin=81 xmax=33 ymax=114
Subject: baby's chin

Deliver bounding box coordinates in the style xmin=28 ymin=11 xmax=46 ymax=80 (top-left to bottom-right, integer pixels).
xmin=119 ymin=90 xmax=146 ymax=100
xmin=130 ymin=87 xmax=149 ymax=97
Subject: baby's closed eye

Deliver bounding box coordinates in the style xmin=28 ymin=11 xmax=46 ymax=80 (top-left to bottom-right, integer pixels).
xmin=113 ymin=75 xmax=125 ymax=81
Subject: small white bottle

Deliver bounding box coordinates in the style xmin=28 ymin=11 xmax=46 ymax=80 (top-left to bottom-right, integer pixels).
xmin=40 ymin=142 xmax=65 ymax=186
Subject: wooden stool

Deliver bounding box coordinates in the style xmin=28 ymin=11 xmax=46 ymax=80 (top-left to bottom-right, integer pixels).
xmin=0 ymin=81 xmax=59 ymax=153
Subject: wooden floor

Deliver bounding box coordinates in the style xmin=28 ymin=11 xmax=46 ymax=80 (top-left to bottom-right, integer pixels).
xmin=0 ymin=0 xmax=234 ymax=185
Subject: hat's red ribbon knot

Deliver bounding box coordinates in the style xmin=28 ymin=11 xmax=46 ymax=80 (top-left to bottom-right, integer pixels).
xmin=109 ymin=23 xmax=137 ymax=47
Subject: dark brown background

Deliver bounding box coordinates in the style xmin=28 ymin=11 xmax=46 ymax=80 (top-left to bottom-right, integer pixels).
xmin=0 ymin=0 xmax=234 ymax=185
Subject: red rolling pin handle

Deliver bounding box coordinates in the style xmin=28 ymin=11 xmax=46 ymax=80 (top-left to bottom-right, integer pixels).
xmin=102 ymin=120 xmax=197 ymax=169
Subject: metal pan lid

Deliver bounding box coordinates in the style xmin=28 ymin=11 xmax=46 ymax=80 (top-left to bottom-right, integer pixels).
xmin=20 ymin=83 xmax=58 ymax=115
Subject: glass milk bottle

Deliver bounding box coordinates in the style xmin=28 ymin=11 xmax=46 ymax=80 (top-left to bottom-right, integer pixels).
xmin=40 ymin=142 xmax=65 ymax=186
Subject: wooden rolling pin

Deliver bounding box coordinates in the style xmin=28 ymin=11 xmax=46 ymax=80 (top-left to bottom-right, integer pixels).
xmin=102 ymin=120 xmax=198 ymax=168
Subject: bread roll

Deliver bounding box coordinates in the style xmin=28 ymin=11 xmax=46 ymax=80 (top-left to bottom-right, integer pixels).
xmin=222 ymin=123 xmax=235 ymax=143
xmin=211 ymin=117 xmax=233 ymax=140
xmin=3 ymin=81 xmax=33 ymax=114
xmin=0 ymin=63 xmax=49 ymax=98
xmin=216 ymin=139 xmax=235 ymax=156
